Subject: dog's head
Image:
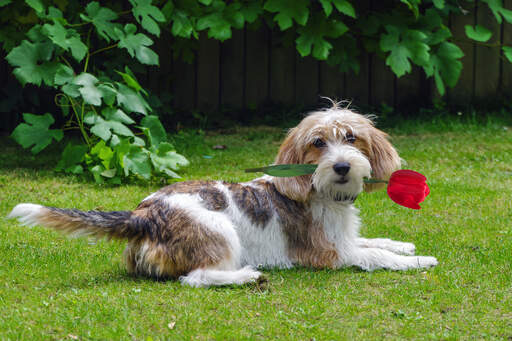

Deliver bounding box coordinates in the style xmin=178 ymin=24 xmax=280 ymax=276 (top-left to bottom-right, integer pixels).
xmin=273 ymin=104 xmax=401 ymax=202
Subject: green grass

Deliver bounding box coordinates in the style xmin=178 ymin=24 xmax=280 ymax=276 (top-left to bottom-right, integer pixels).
xmin=1 ymin=118 xmax=511 ymax=340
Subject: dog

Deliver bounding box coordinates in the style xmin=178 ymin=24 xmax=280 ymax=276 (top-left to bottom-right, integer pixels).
xmin=8 ymin=103 xmax=438 ymax=287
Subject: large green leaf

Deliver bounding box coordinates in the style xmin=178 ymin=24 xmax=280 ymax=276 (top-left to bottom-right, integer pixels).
xmin=6 ymin=40 xmax=57 ymax=86
xmin=84 ymin=112 xmax=134 ymax=141
xmin=503 ymin=46 xmax=512 ymax=63
xmin=129 ymin=0 xmax=166 ymax=37
xmin=141 ymin=115 xmax=167 ymax=146
xmin=296 ymin=12 xmax=348 ymax=60
xmin=25 ymin=0 xmax=43 ymax=13
xmin=11 ymin=113 xmax=63 ymax=154
xmin=197 ymin=1 xmax=244 ymax=41
xmin=169 ymin=10 xmax=196 ymax=38
xmin=264 ymin=0 xmax=309 ymax=30
xmin=42 ymin=20 xmax=87 ymax=61
xmin=150 ymin=142 xmax=189 ymax=178
xmin=464 ymin=25 xmax=492 ymax=42
xmin=116 ymin=24 xmax=159 ymax=65
xmin=424 ymin=42 xmax=464 ymax=95
xmin=56 ymin=143 xmax=88 ymax=174
xmin=116 ymin=83 xmax=151 ymax=115
xmin=80 ymin=1 xmax=120 ymax=42
xmin=123 ymin=146 xmax=152 ymax=179
xmin=73 ymin=73 xmax=103 ymax=106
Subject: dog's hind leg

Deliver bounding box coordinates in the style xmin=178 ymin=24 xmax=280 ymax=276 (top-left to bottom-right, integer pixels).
xmin=356 ymin=238 xmax=416 ymax=255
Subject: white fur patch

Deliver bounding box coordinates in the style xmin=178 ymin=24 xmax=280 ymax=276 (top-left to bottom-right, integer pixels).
xmin=8 ymin=203 xmax=45 ymax=226
xmin=179 ymin=265 xmax=261 ymax=288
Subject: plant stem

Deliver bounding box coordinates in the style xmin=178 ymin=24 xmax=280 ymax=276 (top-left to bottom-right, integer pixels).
xmin=89 ymin=43 xmax=118 ymax=57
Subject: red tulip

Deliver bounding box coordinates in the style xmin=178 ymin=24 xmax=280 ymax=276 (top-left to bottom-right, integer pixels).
xmin=386 ymin=170 xmax=430 ymax=209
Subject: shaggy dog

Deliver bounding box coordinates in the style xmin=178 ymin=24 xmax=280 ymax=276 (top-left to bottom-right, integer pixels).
xmin=9 ymin=104 xmax=438 ymax=287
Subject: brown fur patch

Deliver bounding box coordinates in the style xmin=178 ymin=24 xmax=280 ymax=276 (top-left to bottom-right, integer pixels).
xmin=141 ymin=181 xmax=228 ymax=212
xmin=126 ymin=202 xmax=231 ymax=278
xmin=226 ymin=183 xmax=273 ymax=227
xmin=257 ymin=180 xmax=339 ymax=268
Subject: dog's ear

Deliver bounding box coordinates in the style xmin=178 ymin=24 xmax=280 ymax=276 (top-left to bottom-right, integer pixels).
xmin=273 ymin=129 xmax=313 ymax=202
xmin=364 ymin=127 xmax=401 ymax=192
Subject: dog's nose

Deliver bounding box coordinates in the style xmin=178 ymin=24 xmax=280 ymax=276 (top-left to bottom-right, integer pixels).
xmin=333 ymin=162 xmax=351 ymax=176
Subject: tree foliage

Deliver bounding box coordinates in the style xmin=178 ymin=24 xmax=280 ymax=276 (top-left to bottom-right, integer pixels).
xmin=1 ymin=0 xmax=511 ymax=183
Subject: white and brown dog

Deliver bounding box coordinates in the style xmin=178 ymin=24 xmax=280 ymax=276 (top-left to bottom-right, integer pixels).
xmin=9 ymin=104 xmax=438 ymax=287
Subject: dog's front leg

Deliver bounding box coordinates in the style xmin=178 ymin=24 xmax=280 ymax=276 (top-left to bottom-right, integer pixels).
xmin=343 ymin=247 xmax=438 ymax=271
xmin=356 ymin=238 xmax=416 ymax=255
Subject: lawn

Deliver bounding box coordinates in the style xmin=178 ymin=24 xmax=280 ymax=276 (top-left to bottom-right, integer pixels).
xmin=0 ymin=115 xmax=511 ymax=340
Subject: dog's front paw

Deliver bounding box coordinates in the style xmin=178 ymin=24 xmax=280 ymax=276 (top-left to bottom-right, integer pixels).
xmin=398 ymin=242 xmax=416 ymax=256
xmin=415 ymin=256 xmax=438 ymax=268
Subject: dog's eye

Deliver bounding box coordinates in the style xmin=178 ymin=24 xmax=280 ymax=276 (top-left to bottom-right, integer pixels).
xmin=313 ymin=138 xmax=326 ymax=148
xmin=345 ymin=134 xmax=356 ymax=144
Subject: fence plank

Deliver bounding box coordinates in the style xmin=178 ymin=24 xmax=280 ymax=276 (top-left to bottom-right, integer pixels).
xmin=395 ymin=67 xmax=422 ymax=111
xmin=270 ymin=31 xmax=295 ymax=105
xmin=371 ymin=55 xmax=395 ymax=108
xmin=197 ymin=33 xmax=220 ymax=112
xmin=450 ymin=5 xmax=476 ymax=105
xmin=295 ymin=55 xmax=319 ymax=106
xmin=475 ymin=1 xmax=502 ymax=99
xmin=503 ymin=0 xmax=512 ymax=95
xmin=220 ymin=29 xmax=244 ymax=109
xmin=344 ymin=53 xmax=369 ymax=107
xmin=319 ymin=63 xmax=345 ymax=103
xmin=172 ymin=55 xmax=196 ymax=111
xmin=245 ymin=25 xmax=270 ymax=109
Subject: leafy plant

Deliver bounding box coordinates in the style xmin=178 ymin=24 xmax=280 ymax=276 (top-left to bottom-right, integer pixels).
xmin=2 ymin=0 xmax=188 ymax=184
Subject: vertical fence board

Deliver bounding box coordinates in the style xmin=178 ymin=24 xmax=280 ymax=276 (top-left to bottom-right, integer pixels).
xmin=197 ymin=33 xmax=220 ymax=112
xmin=172 ymin=57 xmax=196 ymax=111
xmin=396 ymin=67 xmax=422 ymax=111
xmin=295 ymin=56 xmax=319 ymax=106
xmin=245 ymin=26 xmax=269 ymax=108
xmin=503 ymin=0 xmax=512 ymax=95
xmin=475 ymin=1 xmax=502 ymax=99
xmin=451 ymin=5 xmax=476 ymax=104
xmin=344 ymin=53 xmax=369 ymax=106
xmin=270 ymin=31 xmax=295 ymax=105
xmin=319 ymin=63 xmax=345 ymax=102
xmin=371 ymin=56 xmax=395 ymax=108
xmin=220 ymin=30 xmax=244 ymax=109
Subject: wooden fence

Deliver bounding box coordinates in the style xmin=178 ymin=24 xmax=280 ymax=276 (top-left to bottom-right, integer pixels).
xmin=148 ymin=0 xmax=512 ymax=115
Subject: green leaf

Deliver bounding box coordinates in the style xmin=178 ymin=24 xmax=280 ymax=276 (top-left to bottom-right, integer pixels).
xmin=54 ymin=64 xmax=74 ymax=85
xmin=11 ymin=113 xmax=63 ymax=154
xmin=503 ymin=46 xmax=512 ymax=63
xmin=123 ymin=146 xmax=152 ymax=179
xmin=116 ymin=83 xmax=151 ymax=115
xmin=102 ymin=107 xmax=135 ymax=124
xmin=42 ymin=20 xmax=87 ymax=61
xmin=240 ymin=1 xmax=263 ymax=23
xmin=464 ymin=25 xmax=492 ymax=42
xmin=89 ymin=164 xmax=105 ymax=183
xmin=196 ymin=2 xmax=245 ymax=41
xmin=25 ymin=0 xmax=43 ymax=13
xmin=245 ymin=164 xmax=318 ymax=177
xmin=433 ymin=0 xmax=444 ymax=9
xmin=56 ymin=143 xmax=88 ymax=173
xmin=170 ymin=10 xmax=195 ymax=38
xmin=115 ymin=67 xmax=147 ymax=95
xmin=91 ymin=140 xmax=115 ymax=169
xmin=386 ymin=45 xmax=411 ymax=77
xmin=73 ymin=73 xmax=103 ymax=105
xmin=332 ymin=0 xmax=356 ymax=18
xmin=129 ymin=0 xmax=166 ymax=37
xmin=141 ymin=115 xmax=167 ymax=146
xmin=6 ymin=40 xmax=57 ymax=86
xmin=85 ymin=112 xmax=134 ymax=141
xmin=264 ymin=0 xmax=309 ymax=30
xmin=80 ymin=1 xmax=119 ymax=42
xmin=318 ymin=0 xmax=333 ymax=17
xmin=424 ymin=42 xmax=464 ymax=95
xmin=296 ymin=13 xmax=348 ymax=60
xmin=116 ymin=24 xmax=159 ymax=65
xmin=0 ymin=0 xmax=12 ymax=7
xmin=97 ymin=83 xmax=117 ymax=106
xmin=199 ymin=0 xmax=213 ymax=5
xmin=150 ymin=142 xmax=189 ymax=178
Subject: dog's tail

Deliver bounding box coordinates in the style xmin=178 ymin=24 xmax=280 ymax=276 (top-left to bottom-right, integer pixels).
xmin=8 ymin=203 xmax=148 ymax=240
